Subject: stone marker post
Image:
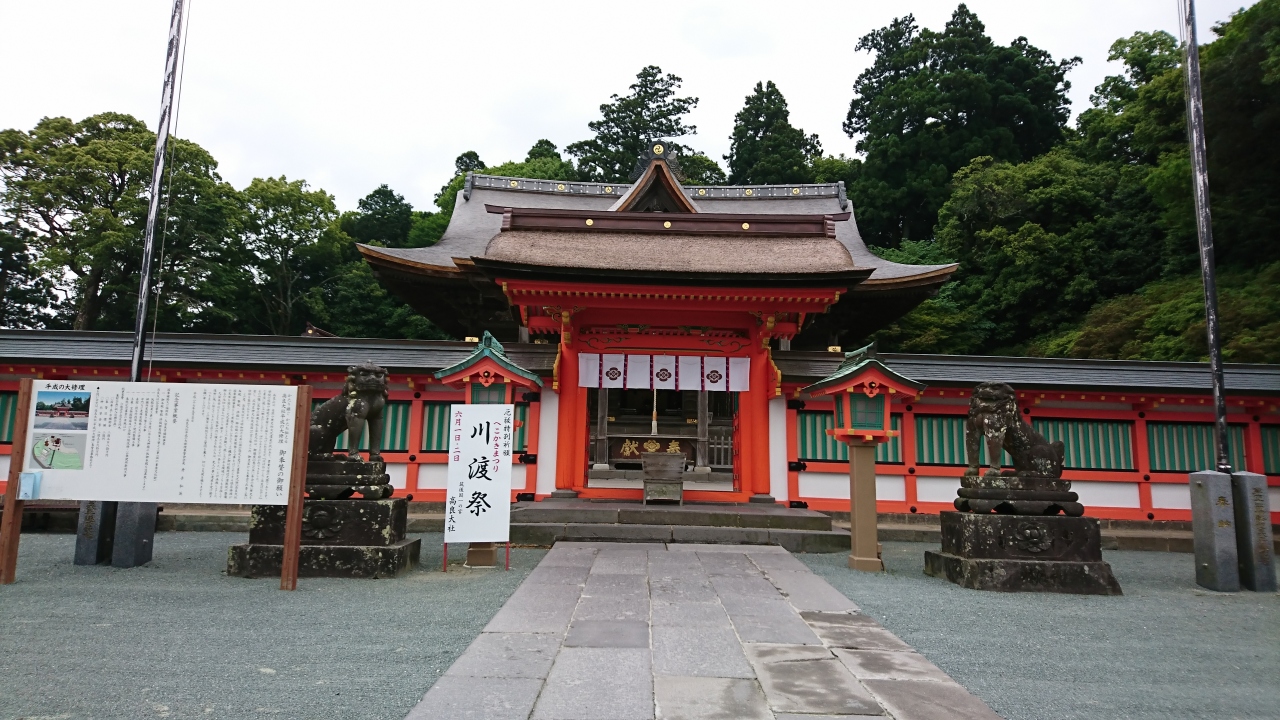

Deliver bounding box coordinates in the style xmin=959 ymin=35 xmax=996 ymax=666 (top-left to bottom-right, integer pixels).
xmin=1189 ymin=471 xmax=1240 ymax=592
xmin=1231 ymin=471 xmax=1276 ymax=592
xmin=111 ymin=501 xmax=158 ymax=568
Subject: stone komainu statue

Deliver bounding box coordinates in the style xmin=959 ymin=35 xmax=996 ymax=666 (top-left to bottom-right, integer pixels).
xmin=965 ymin=382 xmax=1064 ymax=479
xmin=310 ymin=360 xmax=388 ymax=462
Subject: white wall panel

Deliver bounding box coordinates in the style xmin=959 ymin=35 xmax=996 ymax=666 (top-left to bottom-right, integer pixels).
xmin=796 ymin=471 xmax=905 ymax=502
xmin=1150 ymin=483 xmax=1192 ymax=510
xmin=535 ymin=391 xmax=559 ymax=496
xmin=416 ymin=463 xmax=447 ymax=489
xmin=768 ymin=397 xmax=788 ymax=502
xmin=386 ymin=463 xmax=407 ymax=489
xmin=1074 ymin=481 xmax=1141 ymax=508
xmin=916 ymin=477 xmax=961 ymax=503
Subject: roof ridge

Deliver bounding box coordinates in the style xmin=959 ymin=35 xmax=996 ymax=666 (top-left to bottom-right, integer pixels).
xmin=468 ymin=173 xmax=848 ymax=207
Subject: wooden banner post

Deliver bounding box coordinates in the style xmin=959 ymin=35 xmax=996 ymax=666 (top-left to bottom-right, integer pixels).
xmin=0 ymin=379 xmax=34 ymax=584
xmin=280 ymin=385 xmax=312 ymax=591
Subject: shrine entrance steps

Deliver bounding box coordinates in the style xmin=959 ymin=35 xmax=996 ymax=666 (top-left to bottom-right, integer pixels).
xmin=510 ymin=500 xmax=851 ymax=552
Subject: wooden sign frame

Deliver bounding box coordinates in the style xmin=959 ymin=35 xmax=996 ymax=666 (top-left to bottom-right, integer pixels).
xmin=0 ymin=380 xmax=312 ymax=591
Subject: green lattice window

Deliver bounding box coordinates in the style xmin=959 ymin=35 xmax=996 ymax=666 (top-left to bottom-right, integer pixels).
xmin=311 ymin=399 xmax=410 ymax=451
xmin=1033 ymin=419 xmax=1134 ymax=470
xmin=797 ymin=411 xmax=900 ymax=463
xmin=1147 ymin=422 xmax=1246 ymax=472
xmin=471 ymin=382 xmax=507 ymax=404
xmin=423 ymin=401 xmax=529 ymax=453
xmin=0 ymin=392 xmax=16 ymax=443
xmin=915 ymin=415 xmax=1012 ymax=466
xmin=1264 ymin=426 xmax=1280 ymax=475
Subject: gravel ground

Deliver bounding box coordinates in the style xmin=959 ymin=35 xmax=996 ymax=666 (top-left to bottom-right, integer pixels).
xmin=801 ymin=542 xmax=1280 ymax=720
xmin=0 ymin=532 xmax=543 ymax=720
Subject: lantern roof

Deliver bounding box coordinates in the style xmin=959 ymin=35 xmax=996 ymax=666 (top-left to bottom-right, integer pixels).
xmin=801 ymin=343 xmax=926 ymax=397
xmin=434 ymin=330 xmax=543 ymax=389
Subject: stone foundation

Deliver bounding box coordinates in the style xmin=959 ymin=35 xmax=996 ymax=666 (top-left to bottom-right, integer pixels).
xmin=924 ymin=511 xmax=1122 ymax=595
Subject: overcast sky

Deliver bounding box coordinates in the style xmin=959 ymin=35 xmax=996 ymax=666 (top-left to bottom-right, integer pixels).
xmin=0 ymin=0 xmax=1257 ymax=213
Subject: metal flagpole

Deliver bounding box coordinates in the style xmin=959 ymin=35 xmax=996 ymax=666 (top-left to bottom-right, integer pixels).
xmin=1180 ymin=0 xmax=1230 ymax=473
xmin=130 ymin=0 xmax=186 ymax=382
xmin=78 ymin=0 xmax=187 ymax=569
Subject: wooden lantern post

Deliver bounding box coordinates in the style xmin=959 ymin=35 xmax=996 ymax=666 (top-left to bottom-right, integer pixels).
xmin=802 ymin=345 xmax=924 ymax=572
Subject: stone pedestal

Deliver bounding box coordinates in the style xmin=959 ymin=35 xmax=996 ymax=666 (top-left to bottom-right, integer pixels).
xmin=924 ymin=512 xmax=1122 ymax=595
xmin=228 ymin=498 xmax=419 ymax=579
xmin=466 ymin=542 xmax=497 ymax=568
xmin=1231 ymin=471 xmax=1276 ymax=592
xmin=1189 ymin=470 xmax=1240 ymax=592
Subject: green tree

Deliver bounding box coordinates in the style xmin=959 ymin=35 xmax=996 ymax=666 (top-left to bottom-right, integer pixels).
xmin=844 ymin=5 xmax=1079 ymax=247
xmin=0 ymin=220 xmax=52 ymax=328
xmin=726 ymin=81 xmax=821 ymax=185
xmin=340 ymin=184 xmax=414 ymax=248
xmin=676 ymin=152 xmax=727 ymax=185
xmin=0 ymin=113 xmax=245 ymax=331
xmin=240 ymin=176 xmax=340 ymax=336
xmin=567 ymin=66 xmax=700 ymax=182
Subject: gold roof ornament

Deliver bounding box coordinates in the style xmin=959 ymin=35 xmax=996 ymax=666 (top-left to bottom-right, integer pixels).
xmin=652 ymin=143 xmax=664 ymax=155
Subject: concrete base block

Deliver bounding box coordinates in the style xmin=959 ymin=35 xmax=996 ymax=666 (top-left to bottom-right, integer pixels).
xmin=1190 ymin=470 xmax=1240 ymax=592
xmin=111 ymin=502 xmax=157 ymax=568
xmin=227 ymin=538 xmax=420 ymax=578
xmin=74 ymin=500 xmax=116 ymax=565
xmin=1232 ymin=471 xmax=1277 ymax=592
xmin=924 ymin=551 xmax=1122 ymax=595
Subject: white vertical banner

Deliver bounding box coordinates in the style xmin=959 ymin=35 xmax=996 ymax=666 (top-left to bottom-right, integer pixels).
xmin=678 ymin=356 xmax=702 ymax=391
xmin=625 ymin=354 xmax=651 ymax=389
xmin=445 ymin=404 xmax=513 ymax=543
xmin=579 ymin=353 xmax=600 ymax=388
xmin=728 ymin=357 xmax=751 ymax=392
xmin=600 ymin=354 xmax=625 ymax=388
xmin=703 ymin=356 xmax=728 ymax=392
xmin=653 ymin=355 xmax=677 ymax=390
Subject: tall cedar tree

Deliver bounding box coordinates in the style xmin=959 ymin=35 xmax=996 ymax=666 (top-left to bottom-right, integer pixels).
xmin=726 ymin=81 xmax=821 ymax=185
xmin=568 ymin=66 xmax=700 ymax=183
xmin=845 ymin=5 xmax=1079 ymax=247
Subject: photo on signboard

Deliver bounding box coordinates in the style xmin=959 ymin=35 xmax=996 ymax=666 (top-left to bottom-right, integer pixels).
xmin=30 ymin=433 xmax=88 ymax=470
xmin=33 ymin=389 xmax=93 ymax=431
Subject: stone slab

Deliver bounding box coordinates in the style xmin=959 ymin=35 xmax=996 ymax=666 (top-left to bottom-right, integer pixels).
xmin=525 ymin=563 xmax=592 ymax=585
xmin=652 ymin=624 xmax=755 ymax=678
xmin=800 ymin=612 xmax=913 ymax=651
xmin=654 ymin=676 xmax=772 ymax=720
xmin=924 ymin=550 xmax=1123 ymax=595
xmin=538 ymin=546 xmax=599 ymax=567
xmin=583 ymin=572 xmax=650 ymax=597
xmin=833 ymin=649 xmax=954 ymax=683
xmin=729 ymin=611 xmax=824 ymax=645
xmin=671 ymin=525 xmax=773 ymax=545
xmin=697 ymin=552 xmax=763 ymax=576
xmin=764 ymin=570 xmax=861 ymax=613
xmin=743 ymin=644 xmax=884 ymax=716
xmin=718 ymin=593 xmax=796 ymax=618
xmin=532 ymin=647 xmax=654 ymax=720
xmin=444 ymin=632 xmax=562 ymax=679
xmin=709 ymin=574 xmax=783 ymax=598
xmin=573 ymin=592 xmax=650 ymax=622
xmin=746 ymin=552 xmax=811 ymax=574
xmin=406 ymin=675 xmax=544 ymax=720
xmin=863 ymin=679 xmax=1001 ymax=720
xmin=226 ymin=538 xmax=419 ymax=579
xmin=769 ymin=528 xmax=852 ymax=554
xmin=483 ymin=584 xmax=582 ymax=634
xmin=564 ymin=619 xmax=650 ymax=648
xmin=650 ymin=577 xmax=718 ymax=604
xmin=590 ymin=552 xmax=650 ymax=575
xmin=650 ymin=600 xmax=732 ymax=628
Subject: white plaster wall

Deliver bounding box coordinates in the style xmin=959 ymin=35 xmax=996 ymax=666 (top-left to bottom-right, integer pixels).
xmin=0 ymin=455 xmax=9 ymax=484
xmin=796 ymin=471 xmax=905 ymax=502
xmin=768 ymin=397 xmax=788 ymax=502
xmin=535 ymin=392 xmax=559 ymax=496
xmin=1074 ymin=481 xmax=1141 ymax=508
xmin=1151 ymin=483 xmax=1192 ymax=510
xmin=417 ymin=463 xmax=447 ymax=489
xmin=1269 ymin=487 xmax=1280 ymax=516
xmin=512 ymin=464 xmax=528 ymax=491
xmin=386 ymin=463 xmax=408 ymax=489
xmin=916 ymin=476 xmax=961 ymax=503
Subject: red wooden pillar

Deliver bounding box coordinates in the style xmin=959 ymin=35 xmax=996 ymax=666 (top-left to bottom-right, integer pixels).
xmin=1133 ymin=414 xmax=1154 ymax=518
xmin=901 ymin=403 xmax=919 ymax=509
xmin=741 ymin=346 xmax=773 ymax=500
xmin=786 ymin=402 xmax=800 ymax=502
xmin=555 ymin=338 xmax=583 ymax=494
xmin=406 ymin=395 xmax=424 ymax=494
xmin=523 ymin=398 xmax=541 ymax=494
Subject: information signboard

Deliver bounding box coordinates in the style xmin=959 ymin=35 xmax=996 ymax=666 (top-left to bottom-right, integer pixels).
xmin=19 ymin=380 xmax=298 ymax=505
xmin=444 ymin=403 xmax=513 ymax=543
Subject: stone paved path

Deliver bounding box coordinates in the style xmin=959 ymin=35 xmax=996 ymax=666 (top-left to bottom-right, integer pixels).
xmin=406 ymin=542 xmax=1001 ymax=720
